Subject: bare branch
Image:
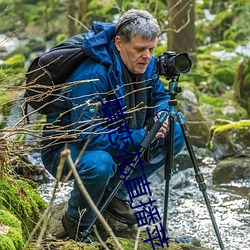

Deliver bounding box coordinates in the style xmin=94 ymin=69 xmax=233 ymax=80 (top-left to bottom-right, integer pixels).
xmin=62 ymin=148 xmax=124 ymax=250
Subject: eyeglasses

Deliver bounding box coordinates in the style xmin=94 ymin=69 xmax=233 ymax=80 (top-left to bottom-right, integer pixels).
xmin=115 ymin=17 xmax=139 ymax=35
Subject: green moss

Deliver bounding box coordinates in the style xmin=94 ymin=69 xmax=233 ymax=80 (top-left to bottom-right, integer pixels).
xmin=1 ymin=54 xmax=25 ymax=69
xmin=7 ymin=228 xmax=24 ymax=249
xmin=209 ymin=120 xmax=250 ymax=150
xmin=199 ymin=95 xmax=224 ymax=107
xmin=213 ymin=120 xmax=250 ymax=133
xmin=213 ymin=67 xmax=235 ymax=86
xmin=0 ymin=175 xmax=47 ymax=239
xmin=0 ymin=235 xmax=16 ymax=250
xmin=0 ymin=209 xmax=21 ymax=229
xmin=105 ymin=237 xmax=208 ymax=250
xmin=217 ymin=40 xmax=237 ymax=51
xmin=0 ymin=54 xmax=26 ymax=86
xmin=0 ymin=209 xmax=24 ymax=249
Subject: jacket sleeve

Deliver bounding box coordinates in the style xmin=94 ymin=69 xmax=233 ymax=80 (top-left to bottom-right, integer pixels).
xmin=65 ymin=61 xmax=146 ymax=155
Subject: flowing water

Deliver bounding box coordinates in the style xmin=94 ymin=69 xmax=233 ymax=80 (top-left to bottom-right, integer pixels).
xmin=38 ymin=156 xmax=250 ymax=250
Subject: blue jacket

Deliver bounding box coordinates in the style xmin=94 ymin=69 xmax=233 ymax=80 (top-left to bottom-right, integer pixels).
xmin=44 ymin=21 xmax=170 ymax=155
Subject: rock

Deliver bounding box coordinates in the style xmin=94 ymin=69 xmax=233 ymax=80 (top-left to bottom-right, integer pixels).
xmin=213 ymin=157 xmax=250 ymax=184
xmin=170 ymin=168 xmax=193 ymax=189
xmin=179 ymin=100 xmax=211 ymax=148
xmin=181 ymin=89 xmax=199 ymax=105
xmin=209 ymin=120 xmax=250 ymax=160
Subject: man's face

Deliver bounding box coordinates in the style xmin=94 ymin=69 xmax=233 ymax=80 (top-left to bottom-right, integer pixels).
xmin=115 ymin=35 xmax=157 ymax=74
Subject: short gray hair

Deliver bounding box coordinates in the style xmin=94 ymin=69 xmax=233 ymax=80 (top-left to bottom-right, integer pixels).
xmin=115 ymin=9 xmax=160 ymax=43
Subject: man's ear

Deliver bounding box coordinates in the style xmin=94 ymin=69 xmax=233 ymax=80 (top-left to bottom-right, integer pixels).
xmin=115 ymin=36 xmax=122 ymax=51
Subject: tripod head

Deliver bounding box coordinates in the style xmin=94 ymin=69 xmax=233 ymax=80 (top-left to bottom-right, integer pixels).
xmin=168 ymin=76 xmax=182 ymax=100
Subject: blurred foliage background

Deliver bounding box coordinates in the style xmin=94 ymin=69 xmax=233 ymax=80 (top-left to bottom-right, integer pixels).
xmin=0 ymin=0 xmax=250 ymax=124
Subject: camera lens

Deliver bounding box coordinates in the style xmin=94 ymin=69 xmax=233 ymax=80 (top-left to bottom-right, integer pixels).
xmin=156 ymin=51 xmax=192 ymax=79
xmin=174 ymin=53 xmax=192 ymax=73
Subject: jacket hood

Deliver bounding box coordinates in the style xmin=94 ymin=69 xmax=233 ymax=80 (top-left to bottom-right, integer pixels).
xmin=82 ymin=21 xmax=116 ymax=65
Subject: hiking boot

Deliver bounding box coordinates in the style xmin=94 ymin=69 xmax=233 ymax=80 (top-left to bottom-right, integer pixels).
xmin=105 ymin=196 xmax=137 ymax=225
xmin=61 ymin=213 xmax=97 ymax=242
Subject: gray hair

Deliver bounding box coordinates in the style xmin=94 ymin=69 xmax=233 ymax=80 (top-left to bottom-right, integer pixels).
xmin=115 ymin=9 xmax=160 ymax=43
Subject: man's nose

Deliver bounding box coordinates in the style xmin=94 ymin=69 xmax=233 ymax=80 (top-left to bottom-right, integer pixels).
xmin=142 ymin=49 xmax=151 ymax=59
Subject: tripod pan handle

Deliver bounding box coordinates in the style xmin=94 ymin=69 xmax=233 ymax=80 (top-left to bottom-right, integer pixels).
xmin=141 ymin=111 xmax=168 ymax=149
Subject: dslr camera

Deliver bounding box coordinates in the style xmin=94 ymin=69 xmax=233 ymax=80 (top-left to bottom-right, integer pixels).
xmin=156 ymin=51 xmax=192 ymax=79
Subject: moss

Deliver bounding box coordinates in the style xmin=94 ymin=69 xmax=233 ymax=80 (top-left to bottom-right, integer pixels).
xmin=0 ymin=209 xmax=21 ymax=229
xmin=0 ymin=209 xmax=24 ymax=249
xmin=7 ymin=228 xmax=24 ymax=249
xmin=213 ymin=67 xmax=235 ymax=86
xmin=217 ymin=40 xmax=237 ymax=51
xmin=168 ymin=242 xmax=183 ymax=249
xmin=199 ymin=90 xmax=248 ymax=122
xmin=0 ymin=235 xmax=16 ymax=250
xmin=199 ymin=95 xmax=224 ymax=107
xmin=0 ymin=174 xmax=47 ymax=239
xmin=105 ymin=237 xmax=209 ymax=250
xmin=209 ymin=120 xmax=250 ymax=151
xmin=213 ymin=120 xmax=250 ymax=133
xmin=1 ymin=54 xmax=25 ymax=69
xmin=0 ymin=54 xmax=26 ymax=86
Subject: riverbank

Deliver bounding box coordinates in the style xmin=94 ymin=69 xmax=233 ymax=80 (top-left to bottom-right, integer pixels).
xmin=38 ymin=154 xmax=250 ymax=250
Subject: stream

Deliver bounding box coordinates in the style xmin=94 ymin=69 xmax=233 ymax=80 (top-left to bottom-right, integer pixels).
xmin=38 ymin=155 xmax=250 ymax=250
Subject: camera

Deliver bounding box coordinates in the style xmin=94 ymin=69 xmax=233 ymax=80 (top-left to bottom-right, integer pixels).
xmin=156 ymin=51 xmax=192 ymax=79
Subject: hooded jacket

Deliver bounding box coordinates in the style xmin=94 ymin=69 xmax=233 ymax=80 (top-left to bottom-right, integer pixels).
xmin=43 ymin=21 xmax=170 ymax=155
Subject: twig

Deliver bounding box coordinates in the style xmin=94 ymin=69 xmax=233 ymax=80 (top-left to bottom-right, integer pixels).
xmin=93 ymin=225 xmax=109 ymax=250
xmin=61 ymin=148 xmax=124 ymax=250
xmin=68 ymin=14 xmax=89 ymax=31
xmin=134 ymin=227 xmax=141 ymax=250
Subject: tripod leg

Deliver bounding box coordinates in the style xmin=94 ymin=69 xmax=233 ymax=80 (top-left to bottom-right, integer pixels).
xmin=163 ymin=114 xmax=175 ymax=233
xmin=177 ymin=112 xmax=225 ymax=250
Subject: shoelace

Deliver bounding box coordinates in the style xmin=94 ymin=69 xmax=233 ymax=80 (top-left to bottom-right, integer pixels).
xmin=123 ymin=200 xmax=131 ymax=209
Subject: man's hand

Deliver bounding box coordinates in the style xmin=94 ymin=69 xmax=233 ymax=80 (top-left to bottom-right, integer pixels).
xmin=154 ymin=111 xmax=169 ymax=139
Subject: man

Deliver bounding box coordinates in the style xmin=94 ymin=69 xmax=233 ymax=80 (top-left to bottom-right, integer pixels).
xmin=41 ymin=9 xmax=185 ymax=241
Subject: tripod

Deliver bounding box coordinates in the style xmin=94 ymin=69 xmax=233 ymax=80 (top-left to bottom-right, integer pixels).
xmin=163 ymin=77 xmax=225 ymax=250
xmin=82 ymin=77 xmax=225 ymax=250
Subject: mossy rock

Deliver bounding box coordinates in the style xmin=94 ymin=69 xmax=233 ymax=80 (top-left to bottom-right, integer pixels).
xmin=209 ymin=120 xmax=250 ymax=160
xmin=0 ymin=174 xmax=47 ymax=239
xmin=0 ymin=209 xmax=24 ymax=250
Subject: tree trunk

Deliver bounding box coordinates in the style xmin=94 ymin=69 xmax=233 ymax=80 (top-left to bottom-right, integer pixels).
xmin=67 ymin=0 xmax=76 ymax=36
xmin=78 ymin=0 xmax=88 ymax=20
xmin=167 ymin=0 xmax=196 ymax=63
